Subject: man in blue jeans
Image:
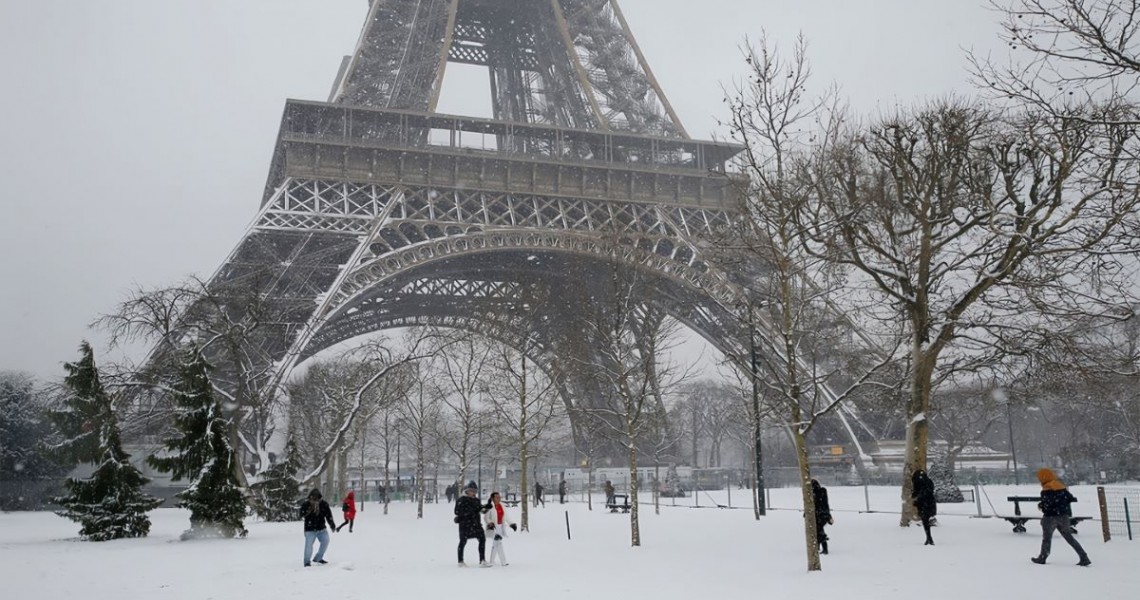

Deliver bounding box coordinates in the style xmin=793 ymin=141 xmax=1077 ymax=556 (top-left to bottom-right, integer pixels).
xmin=300 ymin=489 xmax=338 ymax=567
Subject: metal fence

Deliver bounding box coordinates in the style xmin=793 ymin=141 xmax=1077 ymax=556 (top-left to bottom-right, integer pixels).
xmin=1098 ymin=486 xmax=1139 ymax=542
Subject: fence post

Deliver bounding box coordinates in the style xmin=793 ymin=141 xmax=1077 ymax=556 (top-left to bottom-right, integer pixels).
xmin=974 ymin=482 xmax=983 ymax=517
xmin=1097 ymin=486 xmax=1111 ymax=543
xmin=1125 ymin=498 xmax=1133 ymax=542
xmin=864 ymin=482 xmax=870 ymax=512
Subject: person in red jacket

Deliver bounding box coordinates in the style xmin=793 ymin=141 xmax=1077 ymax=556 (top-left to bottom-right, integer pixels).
xmin=336 ymin=490 xmax=357 ymax=533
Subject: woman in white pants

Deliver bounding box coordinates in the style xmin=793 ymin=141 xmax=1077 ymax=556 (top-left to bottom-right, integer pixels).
xmin=483 ymin=492 xmax=517 ymax=566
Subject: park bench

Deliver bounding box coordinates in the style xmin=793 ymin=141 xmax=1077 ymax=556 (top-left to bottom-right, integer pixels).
xmin=502 ymin=493 xmax=521 ymax=507
xmin=1000 ymin=495 xmax=1091 ymax=533
xmin=606 ymin=494 xmax=631 ymax=513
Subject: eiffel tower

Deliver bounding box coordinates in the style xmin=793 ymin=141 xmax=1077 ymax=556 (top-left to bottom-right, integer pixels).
xmin=163 ymin=0 xmax=878 ymax=465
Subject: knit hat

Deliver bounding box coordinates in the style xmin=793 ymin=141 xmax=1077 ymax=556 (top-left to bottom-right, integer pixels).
xmin=464 ymin=481 xmax=478 ymax=491
xmin=308 ymin=489 xmax=322 ymax=499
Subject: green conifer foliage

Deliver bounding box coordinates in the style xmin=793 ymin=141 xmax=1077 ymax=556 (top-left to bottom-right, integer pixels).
xmin=147 ymin=350 xmax=248 ymax=539
xmin=251 ymin=437 xmax=304 ymax=522
xmin=663 ymin=465 xmax=687 ymax=497
xmin=50 ymin=342 xmax=162 ymax=541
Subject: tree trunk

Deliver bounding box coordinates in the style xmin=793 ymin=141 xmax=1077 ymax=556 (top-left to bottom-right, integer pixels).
xmin=415 ymin=433 xmax=425 ymax=519
xmin=383 ymin=415 xmax=390 ymax=515
xmin=752 ymin=459 xmax=760 ymax=520
xmin=792 ymin=415 xmax=821 ymax=571
xmin=520 ymin=451 xmax=530 ymax=531
xmin=519 ymin=354 xmax=530 ymax=531
xmin=899 ymin=352 xmax=935 ymax=526
xmin=628 ymin=427 xmax=641 ymax=547
xmin=587 ymin=462 xmax=593 ymax=511
xmin=654 ymin=462 xmax=661 ymax=516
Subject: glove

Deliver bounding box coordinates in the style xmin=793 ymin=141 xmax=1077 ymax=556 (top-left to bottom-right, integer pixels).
xmin=510 ymin=524 xmax=517 ymax=531
xmin=453 ymin=517 xmax=460 ymax=524
xmin=494 ymin=534 xmax=502 ymax=541
xmin=487 ymin=523 xmax=495 ymax=530
xmin=330 ymin=527 xmax=337 ymax=533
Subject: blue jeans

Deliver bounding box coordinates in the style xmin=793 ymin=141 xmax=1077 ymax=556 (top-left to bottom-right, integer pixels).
xmin=304 ymin=530 xmax=329 ymax=565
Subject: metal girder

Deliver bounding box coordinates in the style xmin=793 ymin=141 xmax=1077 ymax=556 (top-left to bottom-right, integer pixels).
xmin=332 ymin=0 xmax=685 ymax=136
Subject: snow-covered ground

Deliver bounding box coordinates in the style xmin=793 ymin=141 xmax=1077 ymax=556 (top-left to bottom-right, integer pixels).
xmin=2 ymin=485 xmax=1136 ymax=599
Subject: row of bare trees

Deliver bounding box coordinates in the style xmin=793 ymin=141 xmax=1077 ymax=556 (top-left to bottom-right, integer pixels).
xmin=723 ymin=0 xmax=1140 ymax=571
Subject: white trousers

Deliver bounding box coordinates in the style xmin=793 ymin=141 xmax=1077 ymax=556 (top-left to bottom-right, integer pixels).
xmin=489 ymin=535 xmax=508 ymax=565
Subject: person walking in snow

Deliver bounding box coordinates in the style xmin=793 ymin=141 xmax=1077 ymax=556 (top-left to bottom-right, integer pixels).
xmin=299 ymin=488 xmax=337 ymax=567
xmin=911 ymin=469 xmax=937 ymax=546
xmin=336 ymin=490 xmax=356 ymax=532
xmin=455 ymin=482 xmax=488 ymax=567
xmin=446 ymin=482 xmax=457 ymax=504
xmin=604 ymin=480 xmax=615 ymax=506
xmin=484 ymin=491 xmax=518 ymax=566
xmin=534 ymin=481 xmax=545 ymax=507
xmin=811 ymin=479 xmax=833 ymax=554
xmin=559 ymin=479 xmax=567 ymax=504
xmin=1031 ymin=468 xmax=1091 ymax=566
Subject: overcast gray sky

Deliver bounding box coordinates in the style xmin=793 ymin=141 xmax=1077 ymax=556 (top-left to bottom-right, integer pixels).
xmin=0 ymin=0 xmax=1005 ymax=378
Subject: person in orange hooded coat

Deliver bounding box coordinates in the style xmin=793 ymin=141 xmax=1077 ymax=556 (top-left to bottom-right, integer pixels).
xmin=1030 ymin=468 xmax=1090 ymax=566
xmin=336 ymin=490 xmax=357 ymax=533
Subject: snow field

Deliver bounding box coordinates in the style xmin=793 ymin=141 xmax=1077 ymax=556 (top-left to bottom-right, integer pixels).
xmin=2 ymin=485 xmax=1137 ymax=600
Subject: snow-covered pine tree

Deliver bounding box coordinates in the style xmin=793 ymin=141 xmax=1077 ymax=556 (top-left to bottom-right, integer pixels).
xmin=49 ymin=342 xmax=163 ymax=541
xmin=929 ymin=458 xmax=964 ymax=503
xmin=251 ymin=437 xmax=303 ymax=522
xmin=663 ymin=464 xmax=686 ymax=497
xmin=147 ymin=350 xmax=248 ymax=539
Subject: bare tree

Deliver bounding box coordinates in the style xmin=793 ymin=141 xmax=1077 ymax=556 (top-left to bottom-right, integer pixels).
xmin=292 ymin=334 xmax=431 ymax=493
xmin=98 ymin=275 xmax=294 ymax=484
xmin=288 ymin=359 xmax=379 ymax=496
xmin=800 ymin=93 xmax=1140 ymax=525
xmin=577 ymin=266 xmax=688 ymax=547
xmin=724 ymin=35 xmax=900 ymax=570
xmin=397 ymin=370 xmax=444 ymax=520
xmin=484 ymin=341 xmax=564 ymax=531
xmin=429 ymin=329 xmax=493 ymax=494
xmin=974 ymin=0 xmax=1140 ymax=117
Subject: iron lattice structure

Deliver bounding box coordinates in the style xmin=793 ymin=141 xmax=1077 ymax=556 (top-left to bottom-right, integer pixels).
xmin=159 ymin=0 xmax=880 ymax=463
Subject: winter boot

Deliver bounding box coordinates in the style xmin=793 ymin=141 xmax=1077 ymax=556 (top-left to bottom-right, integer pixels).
xmin=1031 ymin=556 xmax=1046 ymax=565
xmin=1077 ymin=557 xmax=1091 ymax=567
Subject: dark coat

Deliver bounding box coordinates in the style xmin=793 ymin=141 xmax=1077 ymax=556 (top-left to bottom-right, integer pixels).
xmin=911 ymin=471 xmax=937 ymax=518
xmin=1039 ymin=489 xmax=1077 ymax=517
xmin=811 ymin=483 xmax=831 ymax=519
xmin=454 ymin=495 xmax=485 ymax=539
xmin=299 ymin=499 xmax=337 ymax=532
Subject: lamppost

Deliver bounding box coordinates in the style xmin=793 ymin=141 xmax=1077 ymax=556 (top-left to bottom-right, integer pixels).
xmin=477 ymin=414 xmax=484 ymax=493
xmin=742 ymin=299 xmax=767 ymax=516
xmin=994 ymin=388 xmax=1019 ymax=485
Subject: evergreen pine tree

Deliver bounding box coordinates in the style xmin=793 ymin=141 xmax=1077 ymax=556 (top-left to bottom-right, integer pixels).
xmin=147 ymin=350 xmax=248 ymax=539
xmin=929 ymin=457 xmax=965 ymax=503
xmin=663 ymin=464 xmax=686 ymax=497
xmin=251 ymin=436 xmax=304 ymax=522
xmin=49 ymin=342 xmax=162 ymax=541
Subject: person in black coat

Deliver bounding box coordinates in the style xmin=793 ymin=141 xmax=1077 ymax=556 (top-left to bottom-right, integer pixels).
xmin=1031 ymin=468 xmax=1091 ymax=566
xmin=299 ymin=489 xmax=337 ymax=567
xmin=454 ymin=482 xmax=488 ymax=567
xmin=445 ymin=482 xmax=456 ymax=504
xmin=911 ymin=469 xmax=937 ymax=546
xmin=811 ymin=479 xmax=833 ymax=554
xmin=558 ymin=479 xmax=567 ymax=504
